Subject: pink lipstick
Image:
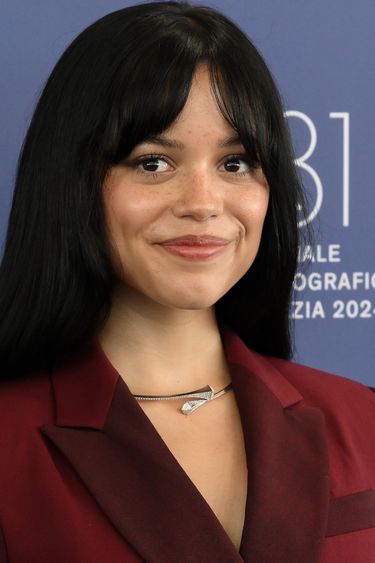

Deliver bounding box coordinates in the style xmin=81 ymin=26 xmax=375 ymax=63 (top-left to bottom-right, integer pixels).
xmin=159 ymin=235 xmax=231 ymax=261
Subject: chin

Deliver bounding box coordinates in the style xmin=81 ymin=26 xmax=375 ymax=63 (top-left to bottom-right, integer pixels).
xmin=157 ymin=287 xmax=228 ymax=311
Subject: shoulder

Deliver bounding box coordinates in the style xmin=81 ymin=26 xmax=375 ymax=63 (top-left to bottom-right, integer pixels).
xmin=265 ymin=355 xmax=375 ymax=494
xmin=0 ymin=369 xmax=53 ymax=428
xmin=224 ymin=327 xmax=374 ymax=415
xmin=266 ymin=355 xmax=375 ymax=411
xmin=0 ymin=371 xmax=54 ymax=483
xmin=265 ymin=355 xmax=375 ymax=468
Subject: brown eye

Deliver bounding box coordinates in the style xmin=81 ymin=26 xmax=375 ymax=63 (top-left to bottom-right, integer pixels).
xmin=137 ymin=157 xmax=170 ymax=173
xmin=221 ymin=157 xmax=252 ymax=174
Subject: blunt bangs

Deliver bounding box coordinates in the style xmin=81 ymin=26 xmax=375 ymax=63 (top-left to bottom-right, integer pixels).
xmin=98 ymin=7 xmax=269 ymax=171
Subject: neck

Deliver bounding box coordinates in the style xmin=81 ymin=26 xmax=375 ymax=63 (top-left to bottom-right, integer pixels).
xmin=97 ymin=285 xmax=230 ymax=395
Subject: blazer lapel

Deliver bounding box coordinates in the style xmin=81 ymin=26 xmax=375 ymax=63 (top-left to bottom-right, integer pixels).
xmin=40 ymin=330 xmax=330 ymax=563
xmin=224 ymin=330 xmax=330 ymax=563
xmin=40 ymin=340 xmax=243 ymax=563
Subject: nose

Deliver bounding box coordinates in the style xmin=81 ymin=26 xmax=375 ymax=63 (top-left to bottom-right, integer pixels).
xmin=172 ymin=169 xmax=224 ymax=221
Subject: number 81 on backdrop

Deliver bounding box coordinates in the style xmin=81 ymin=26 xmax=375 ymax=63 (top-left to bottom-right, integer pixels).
xmin=285 ymin=111 xmax=350 ymax=228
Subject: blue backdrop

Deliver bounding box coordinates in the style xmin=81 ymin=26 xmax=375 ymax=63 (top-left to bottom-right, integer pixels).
xmin=1 ymin=1 xmax=374 ymax=384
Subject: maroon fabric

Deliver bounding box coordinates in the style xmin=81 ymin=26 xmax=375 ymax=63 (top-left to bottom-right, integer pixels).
xmin=0 ymin=329 xmax=375 ymax=562
xmin=0 ymin=526 xmax=7 ymax=562
xmin=326 ymin=490 xmax=375 ymax=537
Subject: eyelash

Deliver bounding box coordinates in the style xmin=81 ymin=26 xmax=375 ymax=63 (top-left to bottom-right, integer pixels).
xmin=128 ymin=153 xmax=256 ymax=178
xmin=133 ymin=154 xmax=167 ymax=178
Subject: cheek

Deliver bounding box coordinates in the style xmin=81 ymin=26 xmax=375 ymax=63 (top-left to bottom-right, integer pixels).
xmin=103 ymin=190 xmax=156 ymax=242
xmin=236 ymin=190 xmax=269 ymax=234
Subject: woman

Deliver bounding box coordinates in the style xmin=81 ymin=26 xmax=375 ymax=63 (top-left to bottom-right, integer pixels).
xmin=0 ymin=2 xmax=374 ymax=562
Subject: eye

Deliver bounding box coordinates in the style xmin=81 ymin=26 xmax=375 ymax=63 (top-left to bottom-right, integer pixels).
xmin=220 ymin=156 xmax=254 ymax=175
xmin=135 ymin=155 xmax=170 ymax=174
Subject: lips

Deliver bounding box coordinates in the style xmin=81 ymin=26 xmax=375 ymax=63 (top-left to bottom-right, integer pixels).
xmin=160 ymin=235 xmax=230 ymax=246
xmin=158 ymin=235 xmax=231 ymax=261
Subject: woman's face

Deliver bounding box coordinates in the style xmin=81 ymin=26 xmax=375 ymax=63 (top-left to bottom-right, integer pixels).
xmin=103 ymin=65 xmax=269 ymax=311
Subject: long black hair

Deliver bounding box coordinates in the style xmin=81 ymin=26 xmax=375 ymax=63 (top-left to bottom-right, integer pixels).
xmin=0 ymin=1 xmax=307 ymax=379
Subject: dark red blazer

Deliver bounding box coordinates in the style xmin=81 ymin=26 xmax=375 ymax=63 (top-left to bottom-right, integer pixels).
xmin=0 ymin=329 xmax=374 ymax=562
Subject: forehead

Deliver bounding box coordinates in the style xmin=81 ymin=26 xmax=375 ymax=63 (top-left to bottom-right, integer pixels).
xmin=110 ymin=60 xmax=261 ymax=164
xmin=156 ymin=65 xmax=237 ymax=141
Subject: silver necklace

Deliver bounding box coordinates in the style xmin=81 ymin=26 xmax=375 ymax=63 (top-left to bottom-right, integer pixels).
xmin=132 ymin=382 xmax=233 ymax=415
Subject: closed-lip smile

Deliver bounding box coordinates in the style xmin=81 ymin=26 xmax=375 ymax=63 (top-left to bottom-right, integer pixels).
xmin=161 ymin=235 xmax=231 ymax=245
xmin=158 ymin=235 xmax=232 ymax=261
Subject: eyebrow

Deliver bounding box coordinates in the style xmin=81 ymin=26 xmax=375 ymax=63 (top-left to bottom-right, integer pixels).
xmin=140 ymin=134 xmax=243 ymax=149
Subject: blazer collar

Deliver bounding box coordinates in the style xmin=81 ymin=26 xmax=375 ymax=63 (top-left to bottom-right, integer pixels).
xmin=41 ymin=329 xmax=330 ymax=563
xmin=50 ymin=337 xmax=118 ymax=428
xmin=222 ymin=330 xmax=330 ymax=562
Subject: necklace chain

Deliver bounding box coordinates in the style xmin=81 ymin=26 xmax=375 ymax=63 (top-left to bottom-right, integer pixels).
xmin=132 ymin=382 xmax=233 ymax=415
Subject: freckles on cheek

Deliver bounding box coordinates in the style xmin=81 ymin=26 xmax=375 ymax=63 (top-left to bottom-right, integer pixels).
xmin=236 ymin=202 xmax=269 ymax=239
xmin=240 ymin=188 xmax=269 ymax=215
